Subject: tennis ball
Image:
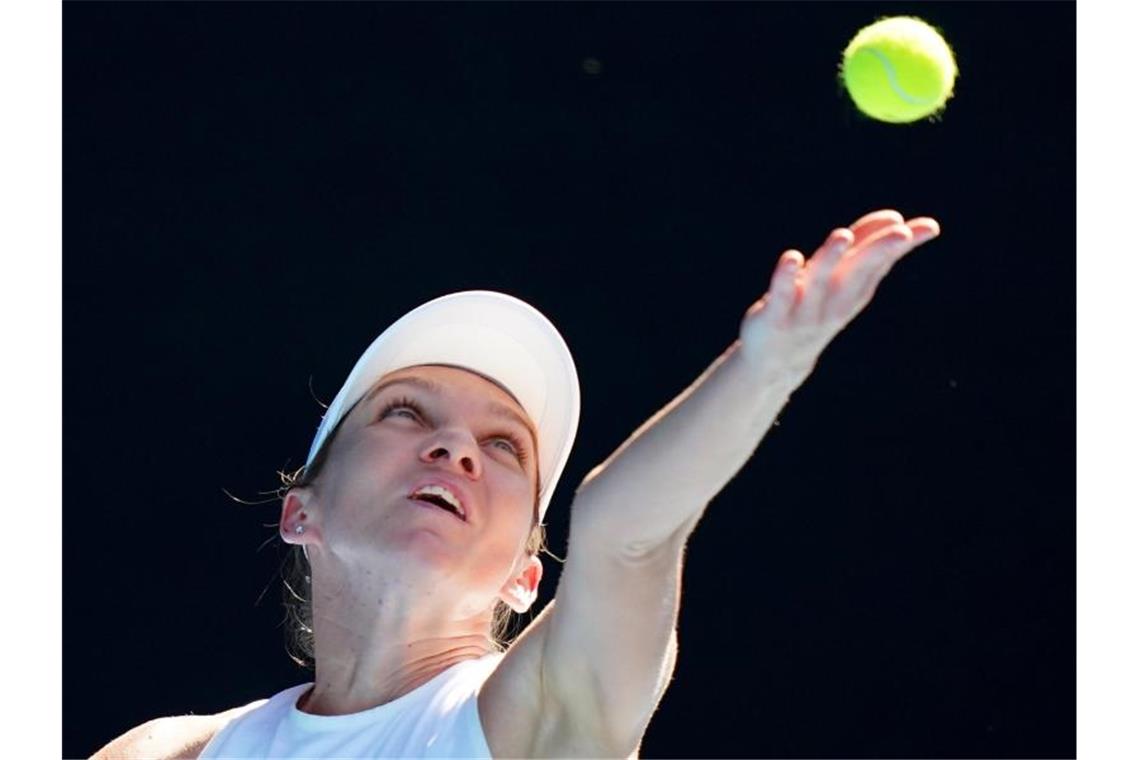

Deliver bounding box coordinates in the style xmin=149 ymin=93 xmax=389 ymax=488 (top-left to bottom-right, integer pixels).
xmin=840 ymin=16 xmax=958 ymax=124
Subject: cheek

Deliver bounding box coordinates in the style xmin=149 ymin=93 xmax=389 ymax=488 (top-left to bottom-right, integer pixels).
xmin=479 ymin=490 xmax=534 ymax=558
xmin=317 ymin=447 xmax=405 ymax=525
xmin=496 ymin=476 xmax=536 ymax=532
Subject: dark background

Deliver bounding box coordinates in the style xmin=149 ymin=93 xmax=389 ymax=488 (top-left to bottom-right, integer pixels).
xmin=65 ymin=2 xmax=1074 ymax=758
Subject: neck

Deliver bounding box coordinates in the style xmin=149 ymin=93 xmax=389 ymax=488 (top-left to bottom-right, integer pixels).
xmin=298 ymin=571 xmax=498 ymax=716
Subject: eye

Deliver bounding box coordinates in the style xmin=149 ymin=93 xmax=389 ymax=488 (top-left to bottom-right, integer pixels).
xmin=494 ymin=432 xmax=530 ymax=465
xmin=380 ymin=396 xmax=529 ymax=466
xmin=378 ymin=396 xmax=425 ymax=421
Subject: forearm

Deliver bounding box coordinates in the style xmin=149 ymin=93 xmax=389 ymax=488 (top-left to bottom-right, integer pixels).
xmin=571 ymin=337 xmax=809 ymax=553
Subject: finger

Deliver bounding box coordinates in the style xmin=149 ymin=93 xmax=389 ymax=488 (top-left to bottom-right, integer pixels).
xmin=801 ymin=227 xmax=855 ymax=323
xmin=829 ymin=224 xmax=913 ymax=318
xmin=839 ymin=221 xmax=913 ymax=273
xmin=762 ymin=249 xmax=804 ymax=320
xmin=848 ymin=217 xmax=938 ymax=271
xmin=849 ymin=209 xmax=904 ymax=247
xmin=906 ymin=216 xmax=941 ymax=245
xmin=846 ymin=256 xmax=898 ymax=313
xmin=844 ymin=219 xmax=937 ymax=303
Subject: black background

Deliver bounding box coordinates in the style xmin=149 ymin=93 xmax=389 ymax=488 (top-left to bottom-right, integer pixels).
xmin=65 ymin=2 xmax=1074 ymax=758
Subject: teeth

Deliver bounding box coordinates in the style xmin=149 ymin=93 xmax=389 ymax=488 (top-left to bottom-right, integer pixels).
xmin=412 ymin=485 xmax=465 ymax=518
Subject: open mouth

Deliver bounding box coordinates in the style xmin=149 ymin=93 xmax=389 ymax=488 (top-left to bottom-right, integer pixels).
xmin=409 ymin=494 xmax=467 ymax=522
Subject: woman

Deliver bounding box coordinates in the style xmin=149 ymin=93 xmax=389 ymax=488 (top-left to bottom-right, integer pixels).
xmin=93 ymin=209 xmax=940 ymax=759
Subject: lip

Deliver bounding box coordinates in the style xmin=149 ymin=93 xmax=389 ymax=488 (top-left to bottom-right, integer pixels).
xmin=408 ymin=496 xmax=468 ymax=523
xmin=407 ymin=476 xmax=473 ymax=523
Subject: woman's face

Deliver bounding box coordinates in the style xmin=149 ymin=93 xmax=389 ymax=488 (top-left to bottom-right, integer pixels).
xmin=304 ymin=364 xmax=540 ymax=616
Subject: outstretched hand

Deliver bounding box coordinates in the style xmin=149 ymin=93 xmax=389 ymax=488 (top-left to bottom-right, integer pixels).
xmin=738 ymin=209 xmax=941 ymax=381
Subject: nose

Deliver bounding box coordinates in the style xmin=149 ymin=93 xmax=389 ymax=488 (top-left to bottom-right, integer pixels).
xmin=420 ymin=431 xmax=481 ymax=477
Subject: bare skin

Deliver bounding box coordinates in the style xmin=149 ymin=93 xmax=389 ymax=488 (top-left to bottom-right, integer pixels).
xmin=93 ymin=208 xmax=940 ymax=759
xmin=279 ymin=363 xmax=545 ymax=717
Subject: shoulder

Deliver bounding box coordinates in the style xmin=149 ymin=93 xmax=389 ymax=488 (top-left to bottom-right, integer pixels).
xmin=479 ymin=604 xmax=644 ymax=759
xmin=90 ymin=703 xmax=264 ymax=760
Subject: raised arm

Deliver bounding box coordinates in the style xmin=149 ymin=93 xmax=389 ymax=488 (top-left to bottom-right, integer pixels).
xmin=571 ymin=210 xmax=939 ymax=548
xmin=535 ymin=210 xmax=940 ymax=755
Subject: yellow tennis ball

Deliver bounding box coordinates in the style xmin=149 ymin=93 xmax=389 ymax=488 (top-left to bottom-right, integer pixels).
xmin=840 ymin=16 xmax=958 ymax=124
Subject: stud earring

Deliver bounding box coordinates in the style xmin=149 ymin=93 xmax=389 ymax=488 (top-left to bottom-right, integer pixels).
xmin=294 ymin=525 xmax=306 ymax=535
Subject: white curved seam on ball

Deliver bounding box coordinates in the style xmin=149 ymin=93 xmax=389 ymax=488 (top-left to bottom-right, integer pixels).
xmin=865 ymin=47 xmax=937 ymax=105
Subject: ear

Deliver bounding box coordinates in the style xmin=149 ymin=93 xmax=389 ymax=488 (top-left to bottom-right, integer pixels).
xmin=498 ymin=554 xmax=543 ymax=614
xmin=280 ymin=488 xmax=322 ymax=550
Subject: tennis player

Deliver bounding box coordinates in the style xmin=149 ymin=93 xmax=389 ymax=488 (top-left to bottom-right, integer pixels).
xmin=92 ymin=209 xmax=939 ymax=759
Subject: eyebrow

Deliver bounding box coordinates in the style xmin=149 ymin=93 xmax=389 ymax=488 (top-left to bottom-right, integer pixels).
xmin=362 ymin=375 xmax=538 ymax=455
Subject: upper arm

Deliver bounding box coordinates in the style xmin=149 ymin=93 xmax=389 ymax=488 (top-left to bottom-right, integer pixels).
xmin=91 ymin=716 xmax=211 ymax=760
xmin=538 ymin=503 xmax=689 ymax=755
xmin=90 ymin=705 xmax=259 ymax=760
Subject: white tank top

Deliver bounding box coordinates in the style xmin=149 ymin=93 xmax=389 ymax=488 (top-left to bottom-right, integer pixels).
xmin=198 ymin=653 xmax=505 ymax=759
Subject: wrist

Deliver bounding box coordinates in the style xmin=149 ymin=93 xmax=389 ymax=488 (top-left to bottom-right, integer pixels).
xmin=730 ymin=338 xmax=814 ymax=390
